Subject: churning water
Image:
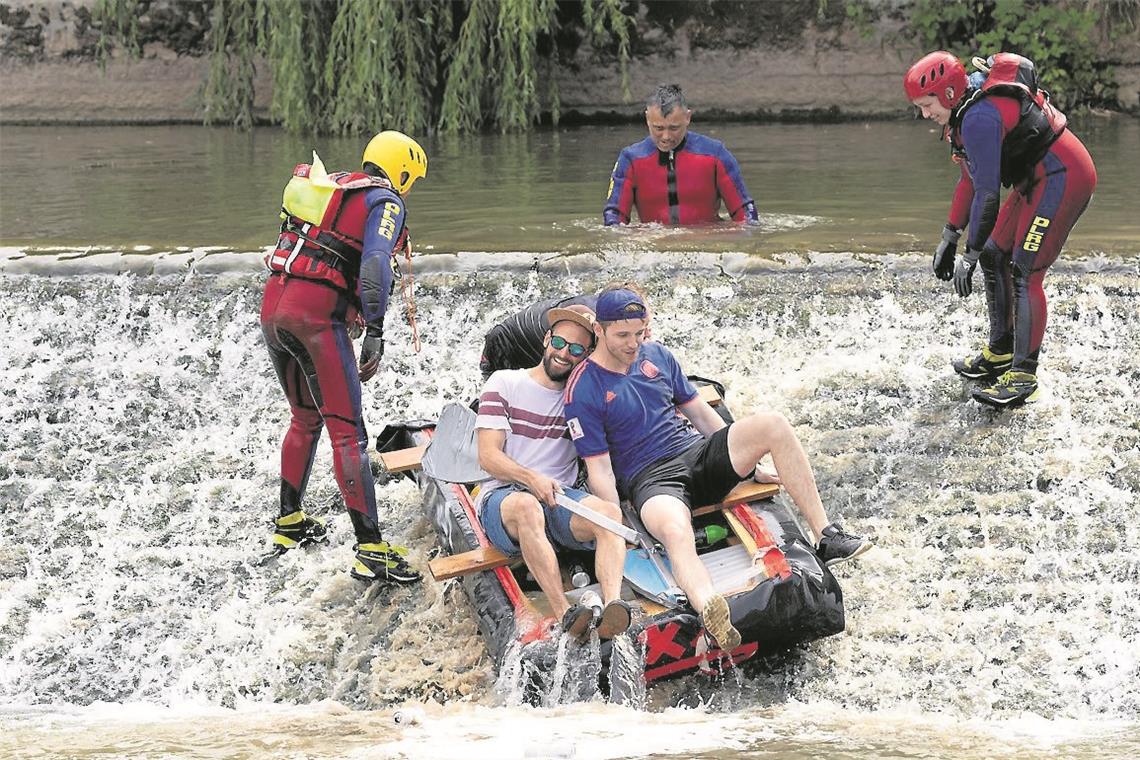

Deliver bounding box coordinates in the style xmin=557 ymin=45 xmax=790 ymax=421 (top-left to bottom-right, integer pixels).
xmin=1 ymin=248 xmax=1138 ymax=758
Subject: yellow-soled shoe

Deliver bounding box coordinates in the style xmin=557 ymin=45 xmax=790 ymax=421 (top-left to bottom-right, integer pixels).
xmin=351 ymin=542 xmax=422 ymax=584
xmin=952 ymin=347 xmax=1013 ymax=381
xmin=272 ymin=510 xmax=328 ymax=550
xmin=972 ymin=370 xmax=1039 ymax=408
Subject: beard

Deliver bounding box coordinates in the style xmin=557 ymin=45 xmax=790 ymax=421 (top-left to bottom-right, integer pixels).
xmin=542 ymin=353 xmax=574 ymax=382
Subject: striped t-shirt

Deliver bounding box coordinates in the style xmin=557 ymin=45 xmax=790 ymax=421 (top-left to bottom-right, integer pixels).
xmin=476 ymin=368 xmax=578 ymax=494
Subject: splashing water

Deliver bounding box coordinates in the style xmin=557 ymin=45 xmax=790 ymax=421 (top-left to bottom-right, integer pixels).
xmin=1 ymin=252 xmax=1138 ymax=757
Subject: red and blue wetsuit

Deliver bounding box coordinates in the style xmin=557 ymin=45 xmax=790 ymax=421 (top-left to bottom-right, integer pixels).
xmin=603 ymin=133 xmax=758 ymax=226
xmin=259 ymin=164 xmax=406 ymax=542
xmin=949 ymin=91 xmax=1097 ymax=373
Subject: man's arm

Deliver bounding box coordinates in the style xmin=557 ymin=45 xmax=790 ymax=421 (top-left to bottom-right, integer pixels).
xmin=677 ymin=397 xmax=727 ymax=437
xmin=583 ymin=453 xmax=621 ymax=507
xmin=359 ymin=189 xmax=403 ymax=327
xmin=960 ymin=105 xmax=1004 ymax=250
xmin=714 ymin=144 xmax=758 ymax=223
xmin=356 ymin=190 xmax=404 ymax=381
xmin=476 ymin=428 xmax=560 ymax=507
xmin=603 ymin=152 xmax=635 ymax=226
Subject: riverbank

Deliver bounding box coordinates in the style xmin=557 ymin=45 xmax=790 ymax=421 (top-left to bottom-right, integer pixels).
xmin=3 ymin=0 xmax=1138 ymax=126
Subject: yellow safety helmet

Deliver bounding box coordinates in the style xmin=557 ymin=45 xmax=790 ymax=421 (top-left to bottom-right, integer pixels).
xmin=361 ymin=130 xmax=428 ymax=195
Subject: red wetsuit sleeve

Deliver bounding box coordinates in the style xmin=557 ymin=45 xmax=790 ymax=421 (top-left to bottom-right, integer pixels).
xmin=947 ymin=162 xmax=973 ymax=231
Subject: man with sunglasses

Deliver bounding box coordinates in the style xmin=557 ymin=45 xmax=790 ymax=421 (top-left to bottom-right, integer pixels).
xmin=475 ymin=305 xmax=632 ymax=641
xmin=563 ymin=288 xmax=869 ymax=652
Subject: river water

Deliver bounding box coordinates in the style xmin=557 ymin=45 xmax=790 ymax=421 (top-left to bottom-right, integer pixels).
xmin=1 ymin=120 xmax=1138 ymax=759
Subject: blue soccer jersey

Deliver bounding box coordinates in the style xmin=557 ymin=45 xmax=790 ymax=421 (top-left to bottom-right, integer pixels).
xmin=563 ymin=342 xmax=701 ymax=489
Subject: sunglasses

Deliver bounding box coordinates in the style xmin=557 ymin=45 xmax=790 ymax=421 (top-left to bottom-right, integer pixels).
xmin=549 ymin=335 xmax=588 ymax=357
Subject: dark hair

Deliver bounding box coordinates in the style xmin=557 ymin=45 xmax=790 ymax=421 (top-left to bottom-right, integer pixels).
xmin=646 ymin=84 xmax=687 ymax=117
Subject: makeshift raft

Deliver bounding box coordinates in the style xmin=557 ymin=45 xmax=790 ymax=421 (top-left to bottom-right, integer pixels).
xmin=374 ymin=384 xmax=845 ymax=684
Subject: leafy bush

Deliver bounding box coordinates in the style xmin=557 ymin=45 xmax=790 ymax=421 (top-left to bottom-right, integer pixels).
xmin=95 ymin=0 xmax=633 ymax=134
xmin=908 ymin=0 xmax=1119 ymax=109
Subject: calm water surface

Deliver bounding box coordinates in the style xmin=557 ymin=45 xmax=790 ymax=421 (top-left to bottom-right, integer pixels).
xmin=1 ymin=118 xmax=1136 ymax=254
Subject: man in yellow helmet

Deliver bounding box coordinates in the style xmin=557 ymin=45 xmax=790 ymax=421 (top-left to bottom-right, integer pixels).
xmin=260 ymin=130 xmax=427 ymax=585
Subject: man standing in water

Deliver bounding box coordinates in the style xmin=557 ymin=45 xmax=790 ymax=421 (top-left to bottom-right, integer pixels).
xmin=604 ymin=84 xmax=758 ymax=226
xmin=905 ymin=52 xmax=1097 ymax=407
xmin=260 ymin=131 xmax=426 ymax=585
xmin=564 ymin=288 xmax=868 ymax=651
xmin=476 ymin=306 xmax=632 ymax=640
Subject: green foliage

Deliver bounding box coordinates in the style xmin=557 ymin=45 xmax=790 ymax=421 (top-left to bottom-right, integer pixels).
xmin=262 ymin=0 xmax=325 ymax=133
xmin=93 ymin=0 xmax=141 ymax=63
xmin=908 ymin=0 xmax=1118 ymax=109
xmin=93 ymin=0 xmax=634 ymax=135
xmin=842 ymin=0 xmax=879 ymax=39
xmin=583 ymin=0 xmax=633 ymax=101
xmin=201 ymin=0 xmax=260 ymax=128
xmin=438 ymin=0 xmax=495 ymax=133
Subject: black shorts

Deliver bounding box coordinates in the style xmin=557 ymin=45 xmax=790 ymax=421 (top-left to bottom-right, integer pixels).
xmin=625 ymin=425 xmax=744 ymax=513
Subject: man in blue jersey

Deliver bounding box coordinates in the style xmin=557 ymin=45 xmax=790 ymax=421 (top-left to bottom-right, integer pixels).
xmin=563 ymin=288 xmax=868 ymax=651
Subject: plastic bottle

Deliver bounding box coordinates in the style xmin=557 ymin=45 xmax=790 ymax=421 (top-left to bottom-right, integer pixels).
xmin=694 ymin=524 xmax=729 ymax=548
xmin=578 ymin=589 xmax=603 ymax=614
xmin=569 ymin=563 xmax=590 ymax=588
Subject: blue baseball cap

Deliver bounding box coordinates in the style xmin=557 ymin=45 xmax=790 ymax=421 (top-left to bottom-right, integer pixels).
xmin=595 ymin=288 xmax=648 ymax=322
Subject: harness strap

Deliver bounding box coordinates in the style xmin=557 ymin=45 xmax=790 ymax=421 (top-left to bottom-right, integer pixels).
xmin=281 ymin=215 xmax=355 ymax=274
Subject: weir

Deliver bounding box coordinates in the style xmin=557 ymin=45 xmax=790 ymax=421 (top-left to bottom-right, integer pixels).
xmin=1 ymin=260 xmax=1137 ymax=724
xmin=1 ymin=117 xmax=1138 ymax=757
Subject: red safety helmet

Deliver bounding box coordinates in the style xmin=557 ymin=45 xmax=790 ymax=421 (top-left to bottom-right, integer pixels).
xmin=904 ymin=51 xmax=968 ymax=109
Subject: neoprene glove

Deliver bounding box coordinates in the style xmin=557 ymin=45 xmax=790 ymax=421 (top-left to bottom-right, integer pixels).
xmin=953 ymin=246 xmax=981 ymax=298
xmin=933 ymin=224 xmax=960 ymax=281
xmin=359 ymin=325 xmax=384 ymax=382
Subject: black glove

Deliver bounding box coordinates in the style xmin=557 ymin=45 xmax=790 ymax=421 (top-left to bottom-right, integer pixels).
xmin=953 ymin=246 xmax=981 ymax=298
xmin=933 ymin=224 xmax=960 ymax=281
xmin=359 ymin=325 xmax=384 ymax=382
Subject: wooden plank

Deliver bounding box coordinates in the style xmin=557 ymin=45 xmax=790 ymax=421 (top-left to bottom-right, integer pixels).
xmin=375 ymin=445 xmax=426 ymax=473
xmin=723 ymin=509 xmax=759 ymax=560
xmin=698 ymin=384 xmax=723 ymax=406
xmin=691 ymin=480 xmax=780 ymax=518
xmin=428 ymin=545 xmax=511 ymax=581
xmin=637 ymin=598 xmax=670 ymax=616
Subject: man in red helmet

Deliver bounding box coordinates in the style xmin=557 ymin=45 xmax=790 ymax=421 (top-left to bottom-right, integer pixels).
xmin=904 ymin=51 xmax=1097 ymax=407
xmin=260 ymin=131 xmax=427 ymax=584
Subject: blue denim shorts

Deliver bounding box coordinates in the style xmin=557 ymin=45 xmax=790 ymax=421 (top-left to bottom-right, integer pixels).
xmin=480 ymin=484 xmax=596 ymax=556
